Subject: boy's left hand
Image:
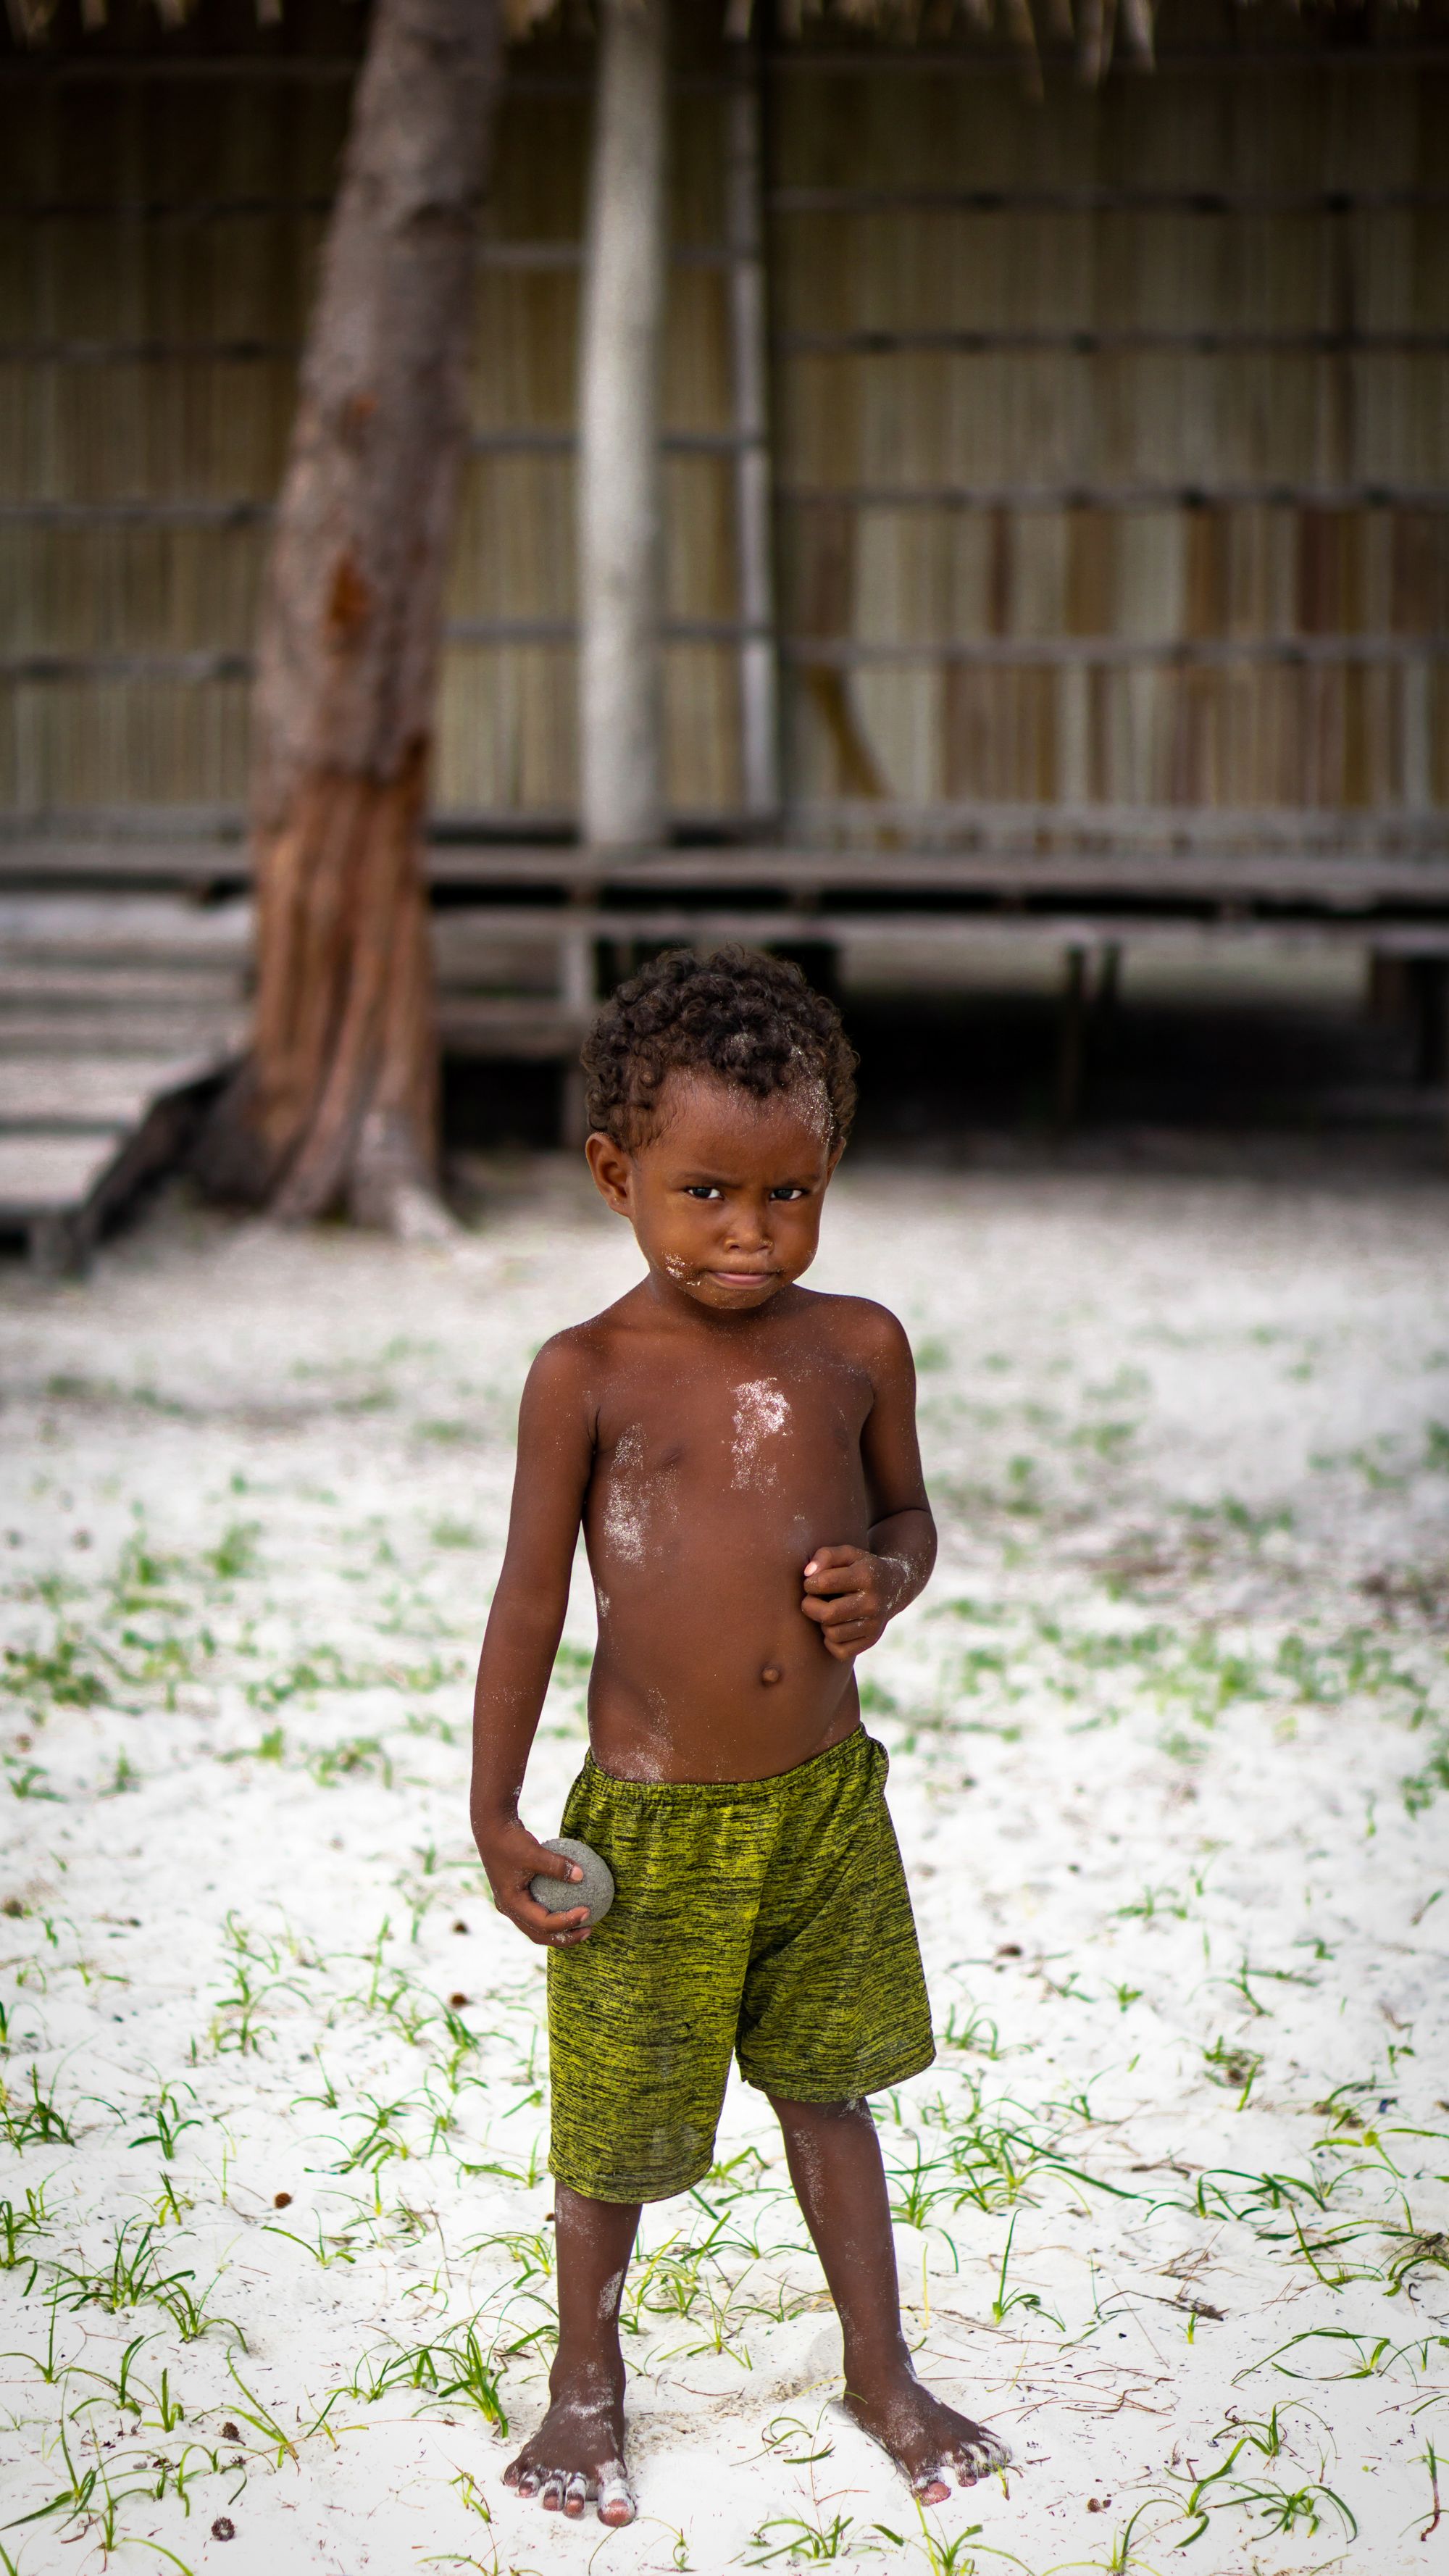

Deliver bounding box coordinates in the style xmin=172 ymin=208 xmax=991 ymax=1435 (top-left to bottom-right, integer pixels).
xmin=801 ymin=1546 xmax=901 ymax=1662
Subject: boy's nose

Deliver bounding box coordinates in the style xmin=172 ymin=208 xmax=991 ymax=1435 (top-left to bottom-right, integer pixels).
xmin=724 ymin=1206 xmax=771 ymax=1251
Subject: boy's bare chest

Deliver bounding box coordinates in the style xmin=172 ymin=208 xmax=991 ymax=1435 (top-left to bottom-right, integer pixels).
xmin=591 ymin=1351 xmax=872 ymax=1506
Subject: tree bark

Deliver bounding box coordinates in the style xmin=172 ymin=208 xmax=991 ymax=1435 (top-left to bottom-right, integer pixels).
xmin=208 ymin=0 xmax=501 ymax=1230
xmin=578 ymin=0 xmax=669 ymax=851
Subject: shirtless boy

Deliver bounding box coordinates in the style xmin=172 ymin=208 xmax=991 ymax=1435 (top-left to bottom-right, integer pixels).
xmin=470 ymin=947 xmax=1010 ymax=2527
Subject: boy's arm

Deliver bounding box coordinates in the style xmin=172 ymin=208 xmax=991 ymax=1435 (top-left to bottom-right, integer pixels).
xmin=801 ymin=1309 xmax=936 ymax=1664
xmin=470 ymin=1338 xmax=598 ymax=1946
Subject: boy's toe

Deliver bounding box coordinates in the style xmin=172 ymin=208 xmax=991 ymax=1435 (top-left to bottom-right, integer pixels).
xmin=512 ymin=2466 xmax=540 ymax=2497
xmin=911 ymin=2466 xmax=952 ymax=2504
xmin=563 ymin=2474 xmax=590 ymax=2517
xmin=539 ymin=2473 xmax=566 ymax=2512
xmin=597 ymin=2472 xmax=635 ymax=2526
xmin=953 ymin=2430 xmax=1012 ymax=2483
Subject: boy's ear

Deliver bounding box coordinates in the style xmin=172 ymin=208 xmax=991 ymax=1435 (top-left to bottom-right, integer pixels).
xmin=585 ymin=1131 xmax=635 ymax=1213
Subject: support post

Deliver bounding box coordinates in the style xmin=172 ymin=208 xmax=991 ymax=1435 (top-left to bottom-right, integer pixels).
xmin=1409 ymin=956 xmax=1449 ymax=1089
xmin=578 ymin=0 xmax=669 ymax=853
xmin=1055 ymin=944 xmax=1090 ymax=1133
xmin=559 ymin=915 xmax=596 ymax=1149
xmin=725 ymin=51 xmax=780 ymax=826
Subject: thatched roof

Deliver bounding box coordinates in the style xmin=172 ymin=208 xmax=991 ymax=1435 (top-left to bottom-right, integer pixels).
xmin=3 ymin=0 xmax=1428 ymax=93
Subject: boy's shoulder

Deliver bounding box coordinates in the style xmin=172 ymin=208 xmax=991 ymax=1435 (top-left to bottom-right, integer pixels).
xmin=522 ymin=1287 xmax=656 ymax=1384
xmin=793 ymin=1288 xmax=914 ymax=1372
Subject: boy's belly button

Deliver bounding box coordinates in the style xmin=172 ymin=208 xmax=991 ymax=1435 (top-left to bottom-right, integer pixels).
xmin=761 ymin=1664 xmax=782 ymax=1685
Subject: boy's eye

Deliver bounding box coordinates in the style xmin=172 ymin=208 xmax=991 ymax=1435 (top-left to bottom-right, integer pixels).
xmin=683 ymin=1185 xmax=722 ymax=1201
xmin=769 ymin=1186 xmax=808 ymax=1201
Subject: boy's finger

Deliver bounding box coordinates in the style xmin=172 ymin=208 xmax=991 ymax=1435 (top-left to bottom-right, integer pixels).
xmin=801 ymin=1546 xmax=859 ymax=1580
xmin=802 ymin=1587 xmax=869 ymax=1621
xmin=803 ymin=1562 xmax=867 ymax=1596
xmin=514 ymin=1895 xmax=591 ymax=1936
xmin=526 ymin=1848 xmax=585 ymax=1883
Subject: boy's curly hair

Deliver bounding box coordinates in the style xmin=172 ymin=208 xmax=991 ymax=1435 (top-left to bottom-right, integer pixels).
xmin=581 ymin=946 xmax=858 ymax=1149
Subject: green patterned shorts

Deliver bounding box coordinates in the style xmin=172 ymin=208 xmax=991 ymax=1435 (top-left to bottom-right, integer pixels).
xmin=546 ymin=1727 xmax=935 ymax=2204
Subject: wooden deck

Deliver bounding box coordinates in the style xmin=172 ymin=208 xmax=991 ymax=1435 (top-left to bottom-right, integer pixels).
xmin=0 ymin=898 xmax=249 ymax=1270
xmin=3 ymin=831 xmax=1449 ymax=910
xmin=0 ymin=1051 xmax=238 ymax=1274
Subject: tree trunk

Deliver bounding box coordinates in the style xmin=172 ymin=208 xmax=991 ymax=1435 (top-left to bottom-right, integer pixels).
xmin=578 ymin=0 xmax=669 ymax=851
xmin=208 ymin=0 xmax=501 ymax=1230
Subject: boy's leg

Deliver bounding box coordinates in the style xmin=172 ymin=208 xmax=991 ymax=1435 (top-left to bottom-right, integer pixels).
xmin=769 ymin=2094 xmax=1011 ymax=2501
xmin=504 ymin=2186 xmax=640 ymax=2524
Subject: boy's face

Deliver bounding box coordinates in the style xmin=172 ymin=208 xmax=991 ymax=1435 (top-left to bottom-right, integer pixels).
xmin=586 ymin=1072 xmax=840 ymax=1314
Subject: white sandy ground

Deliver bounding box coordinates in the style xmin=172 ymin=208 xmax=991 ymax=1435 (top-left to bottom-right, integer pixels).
xmin=1 ymin=1161 xmax=1448 ymax=2576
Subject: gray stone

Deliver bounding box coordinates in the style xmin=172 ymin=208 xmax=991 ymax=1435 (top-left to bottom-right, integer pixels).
xmin=530 ymin=1835 xmax=615 ymax=1925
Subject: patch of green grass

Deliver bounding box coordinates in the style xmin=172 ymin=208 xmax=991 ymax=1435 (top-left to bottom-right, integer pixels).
xmin=1203 ymin=2038 xmax=1264 ymax=2103
xmin=306 ymin=1735 xmax=395 ymax=1789
xmin=747 ymin=2513 xmax=857 ymax=2564
xmin=219 ymin=1725 xmax=287 ymax=1766
xmin=1069 ymin=1417 xmax=1139 ymax=1459
xmin=110 ymin=1530 xmax=187 ymax=1610
xmin=0 ymin=2066 xmax=75 ymax=2148
xmin=1403 ymin=1737 xmax=1449 ymax=1816
xmin=125 ymin=2082 xmax=201 ymax=2162
xmin=246 ymin=1648 xmax=379 ymax=1710
xmin=1116 ymin=1883 xmax=1187 ymax=1923
xmin=404 ymin=1709 xmax=457 ymax=1746
xmin=2 ymin=1628 xmax=112 ymax=1715
xmin=0 ymin=2183 xmax=51 ymax=2268
xmin=937 ymin=2001 xmax=1002 ymax=2057
xmin=204 ymin=1521 xmax=261 ymax=1581
xmin=5 ymin=1756 xmax=62 ymax=1801
xmin=430 ymin=1516 xmax=481 ymax=1548
xmin=48 ymin=2217 xmax=190 ymax=2317
xmin=341 ymin=2317 xmax=508 ymax=2430
xmin=1159 ymin=1728 xmax=1208 ymax=1766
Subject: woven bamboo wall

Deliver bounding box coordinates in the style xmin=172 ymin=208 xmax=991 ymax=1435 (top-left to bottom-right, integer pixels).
xmin=0 ymin=24 xmax=345 ymax=826
xmin=0 ymin=0 xmax=1445 ymax=845
xmin=0 ymin=3 xmax=745 ymax=828
xmin=769 ymin=30 xmax=1449 ymax=833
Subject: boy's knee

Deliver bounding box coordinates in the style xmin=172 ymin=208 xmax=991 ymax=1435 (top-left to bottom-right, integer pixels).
xmin=768 ymin=2091 xmax=869 ymax=2134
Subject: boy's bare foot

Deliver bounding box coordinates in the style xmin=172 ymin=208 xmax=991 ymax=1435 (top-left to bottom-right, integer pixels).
xmin=843 ymin=2371 xmax=1011 ymax=2503
xmin=503 ymin=2377 xmax=635 ymax=2525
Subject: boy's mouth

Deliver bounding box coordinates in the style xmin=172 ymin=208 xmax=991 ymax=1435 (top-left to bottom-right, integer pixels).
xmin=706 ymin=1268 xmax=777 ymax=1289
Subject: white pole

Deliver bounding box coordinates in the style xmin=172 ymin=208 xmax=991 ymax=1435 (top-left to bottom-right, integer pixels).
xmin=725 ymin=55 xmax=780 ymax=825
xmin=578 ymin=0 xmax=668 ymax=851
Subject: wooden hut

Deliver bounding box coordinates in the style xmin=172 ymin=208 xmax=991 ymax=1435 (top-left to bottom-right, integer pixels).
xmin=1 ymin=0 xmax=1448 ymax=1235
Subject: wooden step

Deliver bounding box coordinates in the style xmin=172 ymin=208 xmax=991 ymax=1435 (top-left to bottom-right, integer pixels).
xmin=0 ymin=893 xmax=254 ymax=962
xmin=0 ymin=1009 xmax=249 ymax=1056
xmin=0 ymin=1131 xmax=123 ymax=1211
xmin=0 ymin=965 xmax=247 ymax=1007
xmin=0 ymin=1053 xmax=227 ymax=1130
xmin=0 ymin=1056 xmax=231 ymax=1275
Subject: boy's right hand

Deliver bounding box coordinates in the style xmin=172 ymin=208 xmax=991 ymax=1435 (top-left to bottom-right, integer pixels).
xmin=476 ymin=1820 xmax=594 ymax=1947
